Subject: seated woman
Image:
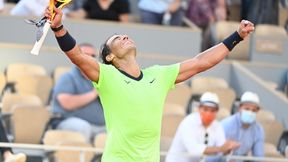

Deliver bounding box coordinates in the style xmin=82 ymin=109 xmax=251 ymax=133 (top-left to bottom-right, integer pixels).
xmin=66 ymin=0 xmax=130 ymax=22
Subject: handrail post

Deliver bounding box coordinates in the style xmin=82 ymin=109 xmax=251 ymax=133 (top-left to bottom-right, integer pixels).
xmin=79 ymin=150 xmax=85 ymax=162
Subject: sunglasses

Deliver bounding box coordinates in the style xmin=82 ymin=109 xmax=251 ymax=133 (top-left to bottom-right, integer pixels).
xmin=204 ymin=132 xmax=209 ymax=145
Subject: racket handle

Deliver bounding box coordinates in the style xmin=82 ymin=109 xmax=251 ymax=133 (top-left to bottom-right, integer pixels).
xmin=31 ymin=21 xmax=50 ymax=55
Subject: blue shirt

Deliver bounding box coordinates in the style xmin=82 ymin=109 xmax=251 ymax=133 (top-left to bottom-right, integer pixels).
xmin=138 ymin=0 xmax=173 ymax=13
xmin=221 ymin=113 xmax=264 ymax=158
xmin=52 ymin=66 xmax=105 ymax=126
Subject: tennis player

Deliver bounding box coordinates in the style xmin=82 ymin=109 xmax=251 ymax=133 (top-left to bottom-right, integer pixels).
xmin=45 ymin=6 xmax=254 ymax=162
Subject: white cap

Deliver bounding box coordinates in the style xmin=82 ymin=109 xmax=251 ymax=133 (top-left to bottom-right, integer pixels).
xmin=240 ymin=91 xmax=260 ymax=107
xmin=200 ymin=92 xmax=219 ymax=108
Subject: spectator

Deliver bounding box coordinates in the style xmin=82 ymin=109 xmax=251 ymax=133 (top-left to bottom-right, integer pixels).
xmin=138 ymin=0 xmax=184 ymax=26
xmin=166 ymin=92 xmax=240 ymax=162
xmin=186 ymin=0 xmax=227 ymax=30
xmin=63 ymin=0 xmax=87 ymax=14
xmin=0 ymin=0 xmax=4 ymax=12
xmin=10 ymin=0 xmax=48 ymax=17
xmin=241 ymin=0 xmax=279 ymax=25
xmin=51 ymin=43 xmax=105 ymax=142
xmin=221 ymin=91 xmax=264 ymax=159
xmin=6 ymin=0 xmax=19 ymax=3
xmin=0 ymin=118 xmax=26 ymax=162
xmin=66 ymin=0 xmax=130 ymax=22
xmin=186 ymin=0 xmax=227 ymax=51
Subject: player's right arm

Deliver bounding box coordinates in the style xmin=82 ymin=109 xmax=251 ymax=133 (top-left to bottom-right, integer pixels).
xmin=45 ymin=6 xmax=100 ymax=82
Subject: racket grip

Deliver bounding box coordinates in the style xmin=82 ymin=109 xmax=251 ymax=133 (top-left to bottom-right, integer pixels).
xmin=31 ymin=21 xmax=50 ymax=55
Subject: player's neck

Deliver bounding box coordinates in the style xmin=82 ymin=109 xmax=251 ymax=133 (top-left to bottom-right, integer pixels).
xmin=116 ymin=59 xmax=141 ymax=78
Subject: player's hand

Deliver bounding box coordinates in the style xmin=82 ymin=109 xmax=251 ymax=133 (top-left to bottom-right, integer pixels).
xmin=44 ymin=6 xmax=63 ymax=28
xmin=237 ymin=20 xmax=254 ymax=39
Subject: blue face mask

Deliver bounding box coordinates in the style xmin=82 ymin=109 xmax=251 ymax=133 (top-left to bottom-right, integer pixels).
xmin=240 ymin=110 xmax=256 ymax=124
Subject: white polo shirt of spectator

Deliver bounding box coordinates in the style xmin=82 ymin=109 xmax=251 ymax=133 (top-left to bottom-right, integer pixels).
xmin=166 ymin=112 xmax=226 ymax=162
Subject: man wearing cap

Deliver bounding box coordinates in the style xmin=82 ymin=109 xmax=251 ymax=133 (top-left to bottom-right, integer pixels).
xmin=221 ymin=91 xmax=264 ymax=160
xmin=166 ymin=92 xmax=240 ymax=162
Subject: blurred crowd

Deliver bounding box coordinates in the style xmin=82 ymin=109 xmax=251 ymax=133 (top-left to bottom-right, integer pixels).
xmin=0 ymin=0 xmax=286 ymax=26
xmin=0 ymin=0 xmax=287 ymax=52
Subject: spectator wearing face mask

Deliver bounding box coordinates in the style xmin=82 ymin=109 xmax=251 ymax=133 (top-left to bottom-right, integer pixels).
xmin=166 ymin=92 xmax=240 ymax=162
xmin=221 ymin=91 xmax=264 ymax=160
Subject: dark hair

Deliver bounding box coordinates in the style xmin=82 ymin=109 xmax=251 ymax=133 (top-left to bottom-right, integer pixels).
xmin=99 ymin=34 xmax=118 ymax=65
xmin=99 ymin=43 xmax=112 ymax=65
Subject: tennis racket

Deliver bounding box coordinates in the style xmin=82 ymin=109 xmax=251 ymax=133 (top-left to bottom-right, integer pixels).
xmin=29 ymin=0 xmax=71 ymax=55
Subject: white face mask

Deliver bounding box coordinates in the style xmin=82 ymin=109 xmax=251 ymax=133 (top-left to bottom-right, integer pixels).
xmin=240 ymin=109 xmax=256 ymax=124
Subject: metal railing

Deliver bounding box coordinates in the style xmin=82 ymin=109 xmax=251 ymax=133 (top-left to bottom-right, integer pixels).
xmin=0 ymin=142 xmax=287 ymax=162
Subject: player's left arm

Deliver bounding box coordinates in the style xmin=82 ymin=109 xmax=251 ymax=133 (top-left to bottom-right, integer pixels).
xmin=175 ymin=20 xmax=254 ymax=84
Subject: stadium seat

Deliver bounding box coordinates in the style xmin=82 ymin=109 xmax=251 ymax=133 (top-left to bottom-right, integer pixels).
xmin=210 ymin=21 xmax=251 ymax=60
xmin=43 ymin=130 xmax=91 ymax=162
xmin=253 ymin=24 xmax=287 ymax=55
xmin=255 ymin=24 xmax=287 ymax=37
xmin=279 ymin=6 xmax=288 ymax=27
xmin=256 ymin=109 xmax=276 ymax=123
xmin=1 ymin=93 xmax=42 ymax=114
xmin=43 ymin=130 xmax=87 ymax=145
xmin=1 ymin=93 xmax=43 ymax=137
xmin=163 ymin=103 xmax=186 ymax=116
xmin=262 ymin=120 xmax=284 ymax=146
xmin=264 ymin=143 xmax=283 ymax=158
xmin=190 ymin=76 xmax=229 ymax=94
xmin=165 ymin=83 xmax=192 ymax=109
xmin=160 ymin=137 xmax=173 ymax=153
xmin=94 ymin=132 xmax=107 ymax=149
xmin=14 ymin=75 xmax=53 ymax=105
xmin=53 ymin=66 xmax=71 ymax=84
xmin=216 ymin=108 xmax=230 ymax=120
xmin=11 ymin=105 xmax=50 ymax=144
xmin=5 ymin=63 xmax=47 ymax=84
xmin=191 ymin=76 xmax=229 ymax=94
xmin=160 ymin=137 xmax=173 ymax=162
xmin=93 ymin=132 xmax=107 ymax=161
xmin=209 ymin=88 xmax=236 ymax=112
xmin=188 ymin=77 xmax=235 ymax=113
xmin=161 ymin=113 xmax=185 ymax=138
xmin=54 ymin=142 xmax=94 ymax=162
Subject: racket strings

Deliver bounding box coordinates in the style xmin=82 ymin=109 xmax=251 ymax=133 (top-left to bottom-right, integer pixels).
xmin=55 ymin=0 xmax=72 ymax=8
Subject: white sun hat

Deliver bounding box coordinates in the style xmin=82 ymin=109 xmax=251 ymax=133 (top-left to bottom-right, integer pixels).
xmin=240 ymin=91 xmax=260 ymax=107
xmin=200 ymin=92 xmax=219 ymax=108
